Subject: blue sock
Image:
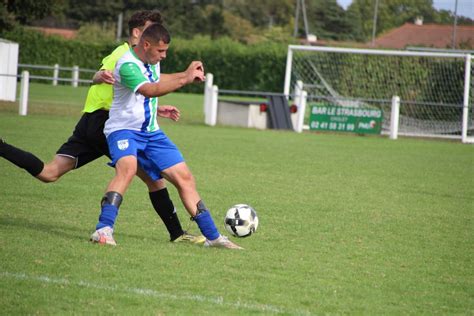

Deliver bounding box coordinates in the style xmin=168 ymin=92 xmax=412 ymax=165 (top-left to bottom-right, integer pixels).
xmin=194 ymin=210 xmax=220 ymax=240
xmin=96 ymin=204 xmax=118 ymax=230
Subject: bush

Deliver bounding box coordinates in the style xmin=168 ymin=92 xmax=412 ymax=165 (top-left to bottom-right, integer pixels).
xmin=1 ymin=26 xmax=115 ymax=82
xmin=75 ymin=23 xmax=116 ymax=44
xmin=2 ymin=27 xmax=114 ymax=67
xmin=1 ymin=27 xmax=288 ymax=92
xmin=164 ymin=36 xmax=287 ymax=93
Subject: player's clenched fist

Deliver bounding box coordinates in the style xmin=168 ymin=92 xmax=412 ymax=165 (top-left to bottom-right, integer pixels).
xmin=185 ymin=61 xmax=205 ymax=83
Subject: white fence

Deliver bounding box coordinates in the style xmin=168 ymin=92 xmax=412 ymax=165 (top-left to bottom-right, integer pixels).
xmin=17 ymin=63 xmax=95 ymax=87
xmin=0 ymin=64 xmax=97 ymax=116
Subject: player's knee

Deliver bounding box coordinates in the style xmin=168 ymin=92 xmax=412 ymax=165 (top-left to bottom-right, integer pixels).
xmin=38 ymin=176 xmax=57 ymax=183
xmin=176 ymin=170 xmax=195 ymax=187
xmin=36 ymin=170 xmax=61 ymax=183
xmin=125 ymin=168 xmax=137 ymax=182
xmin=123 ymin=169 xmax=136 ymax=180
xmin=116 ymin=158 xmax=137 ymax=179
xmin=146 ymin=178 xmax=166 ymax=191
xmin=37 ymin=158 xmax=73 ymax=183
xmin=37 ymin=176 xmax=53 ymax=183
xmin=116 ymin=165 xmax=137 ymax=182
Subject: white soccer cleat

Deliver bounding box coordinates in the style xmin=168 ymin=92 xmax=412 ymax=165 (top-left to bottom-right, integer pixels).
xmin=204 ymin=235 xmax=243 ymax=250
xmin=90 ymin=226 xmax=117 ymax=246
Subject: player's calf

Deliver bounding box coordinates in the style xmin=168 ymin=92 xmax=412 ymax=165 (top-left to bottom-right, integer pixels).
xmin=0 ymin=138 xmax=45 ymax=177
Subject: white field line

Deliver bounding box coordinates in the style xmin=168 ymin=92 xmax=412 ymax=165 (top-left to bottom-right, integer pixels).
xmin=1 ymin=271 xmax=312 ymax=315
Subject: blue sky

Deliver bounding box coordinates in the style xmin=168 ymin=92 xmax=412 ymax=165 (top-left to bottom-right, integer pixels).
xmin=336 ymin=0 xmax=474 ymax=19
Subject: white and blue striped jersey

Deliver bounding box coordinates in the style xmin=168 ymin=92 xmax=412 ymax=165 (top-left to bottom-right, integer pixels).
xmin=104 ymin=48 xmax=160 ymax=137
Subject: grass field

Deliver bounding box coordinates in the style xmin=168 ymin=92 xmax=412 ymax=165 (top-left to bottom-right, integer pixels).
xmin=1 ymin=83 xmax=473 ymax=314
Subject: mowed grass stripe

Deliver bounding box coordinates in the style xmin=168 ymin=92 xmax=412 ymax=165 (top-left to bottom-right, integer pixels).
xmin=1 ymin=271 xmax=312 ymax=315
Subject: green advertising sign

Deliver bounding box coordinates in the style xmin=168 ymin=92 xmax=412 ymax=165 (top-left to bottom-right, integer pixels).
xmin=309 ymin=104 xmax=383 ymax=134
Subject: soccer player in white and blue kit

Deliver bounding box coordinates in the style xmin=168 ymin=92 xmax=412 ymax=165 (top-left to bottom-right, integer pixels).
xmin=92 ymin=23 xmax=242 ymax=249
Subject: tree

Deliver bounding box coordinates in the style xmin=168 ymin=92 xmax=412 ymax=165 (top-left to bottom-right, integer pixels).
xmin=347 ymin=0 xmax=437 ymax=41
xmin=1 ymin=0 xmax=65 ymax=31
xmin=66 ymin=0 xmax=124 ymax=25
xmin=378 ymin=0 xmax=436 ymax=29
xmin=305 ymin=0 xmax=353 ymax=41
xmin=0 ymin=1 xmax=15 ymax=31
xmin=224 ymin=0 xmax=294 ymax=29
xmin=433 ymin=9 xmax=474 ymax=25
xmin=120 ymin=0 xmax=222 ymax=38
xmin=202 ymin=4 xmax=227 ymax=39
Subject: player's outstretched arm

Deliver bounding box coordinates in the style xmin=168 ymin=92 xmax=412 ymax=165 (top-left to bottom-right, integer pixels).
xmin=138 ymin=61 xmax=205 ymax=98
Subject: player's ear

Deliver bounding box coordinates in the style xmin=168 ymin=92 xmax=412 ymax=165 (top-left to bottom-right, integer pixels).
xmin=132 ymin=27 xmax=141 ymax=39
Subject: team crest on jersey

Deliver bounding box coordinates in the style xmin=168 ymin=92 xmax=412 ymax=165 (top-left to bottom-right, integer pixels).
xmin=117 ymin=139 xmax=129 ymax=150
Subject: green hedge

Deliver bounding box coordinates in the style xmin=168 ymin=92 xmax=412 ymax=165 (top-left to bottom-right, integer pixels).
xmin=1 ymin=27 xmax=116 ymax=82
xmin=1 ymin=27 xmax=287 ymax=92
xmin=2 ymin=27 xmax=111 ymax=73
xmin=163 ymin=37 xmax=287 ymax=93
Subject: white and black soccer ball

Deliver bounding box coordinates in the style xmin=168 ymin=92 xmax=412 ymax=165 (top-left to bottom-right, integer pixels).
xmin=224 ymin=204 xmax=259 ymax=238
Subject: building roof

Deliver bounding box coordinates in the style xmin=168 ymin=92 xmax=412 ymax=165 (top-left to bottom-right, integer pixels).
xmin=29 ymin=27 xmax=77 ymax=39
xmin=373 ymin=23 xmax=474 ymax=49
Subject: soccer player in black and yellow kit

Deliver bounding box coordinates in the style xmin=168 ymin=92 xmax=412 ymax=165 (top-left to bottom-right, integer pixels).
xmin=0 ymin=10 xmax=205 ymax=245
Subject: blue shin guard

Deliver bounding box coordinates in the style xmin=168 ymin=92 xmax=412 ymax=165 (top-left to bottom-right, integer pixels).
xmin=96 ymin=192 xmax=122 ymax=230
xmin=96 ymin=204 xmax=118 ymax=230
xmin=193 ymin=210 xmax=220 ymax=241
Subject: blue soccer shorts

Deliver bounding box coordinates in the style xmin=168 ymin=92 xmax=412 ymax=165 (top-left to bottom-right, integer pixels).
xmin=107 ymin=129 xmax=185 ymax=181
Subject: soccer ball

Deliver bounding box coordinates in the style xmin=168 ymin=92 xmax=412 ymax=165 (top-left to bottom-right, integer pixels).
xmin=224 ymin=204 xmax=259 ymax=238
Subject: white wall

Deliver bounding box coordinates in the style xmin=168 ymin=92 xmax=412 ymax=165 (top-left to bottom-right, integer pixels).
xmin=0 ymin=39 xmax=19 ymax=102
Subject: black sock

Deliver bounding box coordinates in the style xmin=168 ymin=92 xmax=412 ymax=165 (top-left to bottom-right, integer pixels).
xmin=0 ymin=140 xmax=44 ymax=176
xmin=149 ymin=188 xmax=184 ymax=241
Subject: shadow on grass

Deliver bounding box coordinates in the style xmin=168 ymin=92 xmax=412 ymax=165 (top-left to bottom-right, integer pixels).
xmin=0 ymin=216 xmax=163 ymax=244
xmin=405 ymin=188 xmax=474 ymax=202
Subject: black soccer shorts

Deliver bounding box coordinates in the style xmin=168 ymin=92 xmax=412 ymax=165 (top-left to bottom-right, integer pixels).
xmin=56 ymin=110 xmax=111 ymax=168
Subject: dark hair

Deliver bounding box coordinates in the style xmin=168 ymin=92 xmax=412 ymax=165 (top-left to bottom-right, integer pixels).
xmin=128 ymin=10 xmax=163 ymax=34
xmin=140 ymin=23 xmax=171 ymax=44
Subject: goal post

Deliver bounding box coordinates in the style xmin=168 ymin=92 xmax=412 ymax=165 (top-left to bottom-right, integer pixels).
xmin=284 ymin=45 xmax=473 ymax=143
xmin=462 ymin=55 xmax=473 ymax=143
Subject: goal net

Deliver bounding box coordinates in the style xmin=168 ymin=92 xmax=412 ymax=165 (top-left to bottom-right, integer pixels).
xmin=284 ymin=45 xmax=473 ymax=142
